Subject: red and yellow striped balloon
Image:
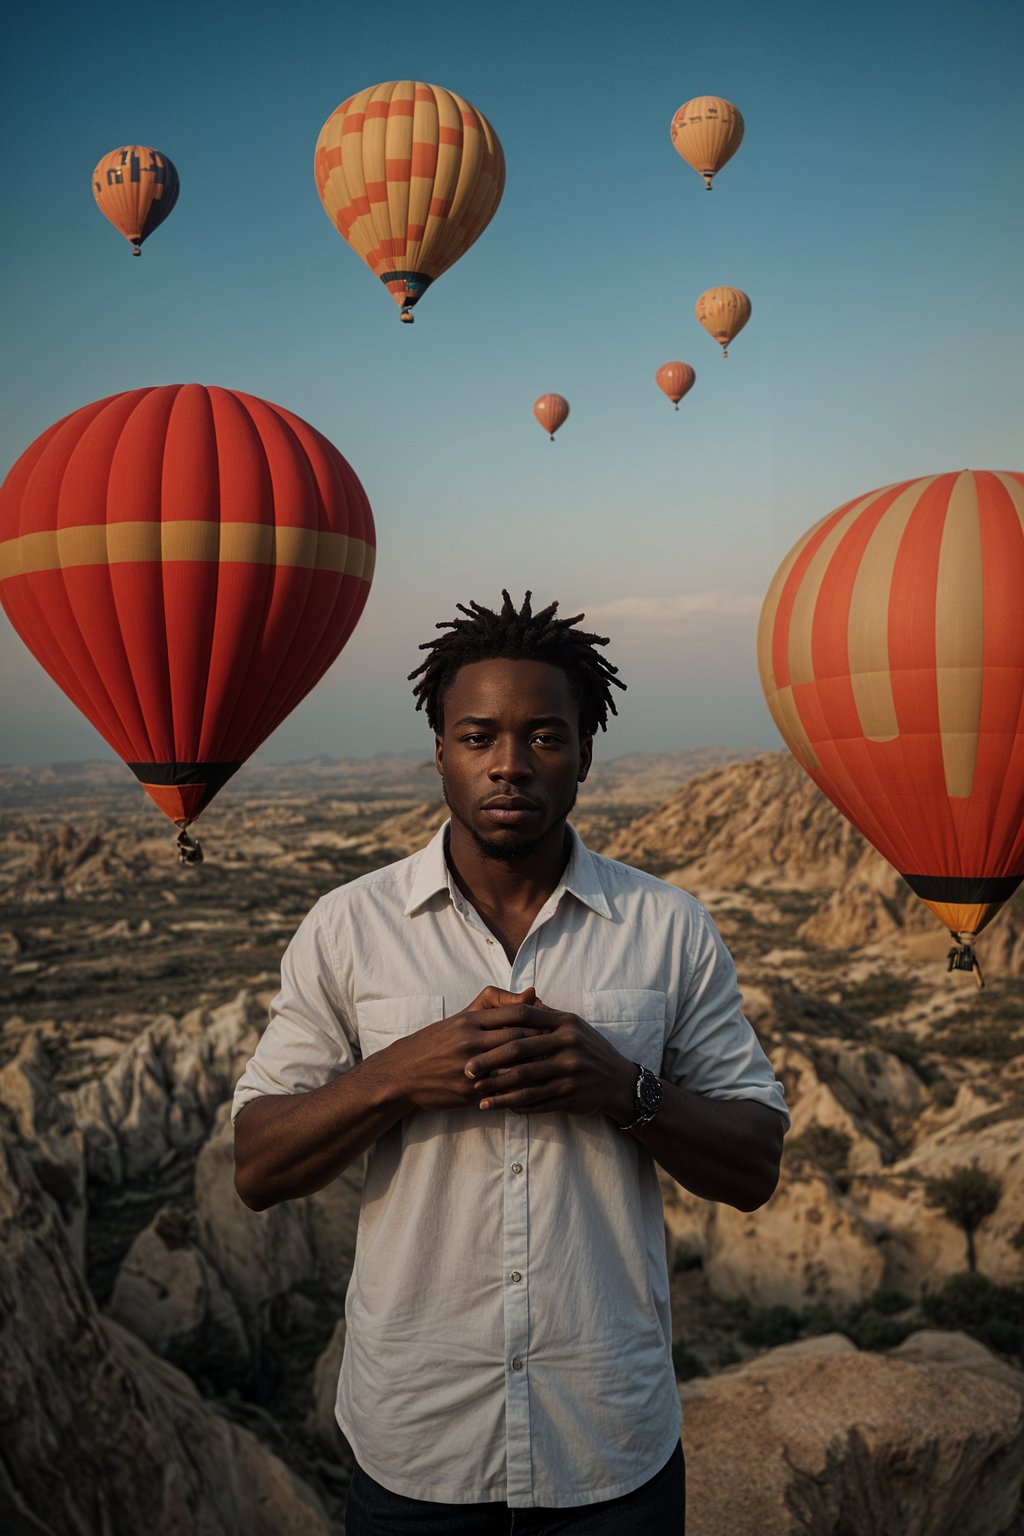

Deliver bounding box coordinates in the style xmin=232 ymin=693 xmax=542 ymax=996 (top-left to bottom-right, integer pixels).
xmin=533 ymin=394 xmax=569 ymax=442
xmin=758 ymin=471 xmax=1024 ymax=945
xmin=92 ymin=145 xmax=179 ymax=255
xmin=655 ymin=362 xmax=696 ymax=410
xmin=314 ymin=81 xmax=505 ymax=322
xmin=0 ymin=386 xmax=375 ymax=827
xmin=670 ymin=97 xmax=744 ymax=190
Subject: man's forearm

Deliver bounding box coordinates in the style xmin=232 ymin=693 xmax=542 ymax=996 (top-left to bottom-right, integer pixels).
xmin=233 ymin=1052 xmax=408 ymax=1211
xmin=630 ymin=1080 xmax=785 ymax=1211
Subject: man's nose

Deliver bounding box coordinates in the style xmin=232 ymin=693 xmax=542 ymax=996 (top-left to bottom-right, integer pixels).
xmin=489 ymin=737 xmax=532 ymax=781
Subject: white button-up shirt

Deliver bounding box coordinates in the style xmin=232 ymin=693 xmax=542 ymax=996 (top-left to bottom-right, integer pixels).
xmin=231 ymin=823 xmax=789 ymax=1509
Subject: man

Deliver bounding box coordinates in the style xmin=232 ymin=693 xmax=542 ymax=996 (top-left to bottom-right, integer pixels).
xmin=232 ymin=591 xmax=789 ymax=1534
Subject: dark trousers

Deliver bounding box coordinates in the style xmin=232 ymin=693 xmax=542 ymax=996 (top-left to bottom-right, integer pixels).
xmin=344 ymin=1442 xmax=685 ymax=1534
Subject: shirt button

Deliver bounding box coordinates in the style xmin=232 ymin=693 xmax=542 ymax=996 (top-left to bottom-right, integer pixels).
xmin=511 ymin=1162 xmax=523 ymax=1175
xmin=511 ymin=1357 xmax=524 ymax=1371
xmin=485 ymin=938 xmax=494 ymax=945
xmin=510 ymin=1271 xmax=522 ymax=1283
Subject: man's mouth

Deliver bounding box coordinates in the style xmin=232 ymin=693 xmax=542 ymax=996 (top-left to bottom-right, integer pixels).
xmin=480 ymin=796 xmax=541 ymax=824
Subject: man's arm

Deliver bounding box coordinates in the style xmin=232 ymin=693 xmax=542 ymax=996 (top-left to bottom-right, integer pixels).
xmin=628 ymin=1081 xmax=785 ymax=1210
xmin=463 ymin=1005 xmax=785 ymax=1212
xmin=234 ymin=987 xmax=542 ymax=1211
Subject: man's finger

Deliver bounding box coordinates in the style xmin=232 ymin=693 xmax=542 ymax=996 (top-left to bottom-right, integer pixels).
xmin=475 ymin=1002 xmax=557 ymax=1025
xmin=465 ymin=986 xmax=536 ymax=1012
xmin=479 ymin=1076 xmax=568 ymax=1112
xmin=465 ymin=1031 xmax=559 ymax=1081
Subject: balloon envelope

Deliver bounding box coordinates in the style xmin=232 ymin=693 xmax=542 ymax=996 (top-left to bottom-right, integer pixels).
xmin=758 ymin=470 xmax=1024 ymax=941
xmin=92 ymin=146 xmax=179 ymax=254
xmin=670 ymin=97 xmax=744 ymax=189
xmin=314 ymin=81 xmax=505 ymax=321
xmin=695 ymin=287 xmax=750 ymax=357
xmin=533 ymin=394 xmax=569 ymax=441
xmin=655 ymin=362 xmax=696 ymax=409
xmin=0 ymin=385 xmax=376 ymax=825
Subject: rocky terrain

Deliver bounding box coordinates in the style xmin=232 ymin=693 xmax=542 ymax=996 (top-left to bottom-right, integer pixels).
xmin=1 ymin=747 xmax=1021 ymax=1534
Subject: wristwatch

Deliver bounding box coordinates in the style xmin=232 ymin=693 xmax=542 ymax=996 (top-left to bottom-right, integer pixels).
xmin=618 ymin=1063 xmax=664 ymax=1132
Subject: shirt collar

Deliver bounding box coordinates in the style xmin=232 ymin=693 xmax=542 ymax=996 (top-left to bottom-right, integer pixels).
xmin=403 ymin=820 xmax=612 ymax=920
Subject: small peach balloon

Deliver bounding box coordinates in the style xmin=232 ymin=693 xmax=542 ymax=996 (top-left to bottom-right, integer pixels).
xmin=533 ymin=394 xmax=569 ymax=442
xmin=655 ymin=362 xmax=696 ymax=411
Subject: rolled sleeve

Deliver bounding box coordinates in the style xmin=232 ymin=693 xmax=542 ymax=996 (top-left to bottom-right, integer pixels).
xmin=663 ymin=905 xmax=790 ymax=1128
xmin=231 ymin=900 xmax=357 ymax=1125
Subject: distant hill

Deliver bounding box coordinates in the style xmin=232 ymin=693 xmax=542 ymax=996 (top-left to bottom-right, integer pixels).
xmin=603 ymin=752 xmax=1024 ymax=976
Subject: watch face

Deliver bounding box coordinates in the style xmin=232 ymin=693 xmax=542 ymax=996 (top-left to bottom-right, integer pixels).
xmin=638 ymin=1070 xmax=663 ymax=1113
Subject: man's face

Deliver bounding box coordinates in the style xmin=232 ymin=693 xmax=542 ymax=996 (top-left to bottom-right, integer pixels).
xmin=435 ymin=658 xmax=593 ymax=862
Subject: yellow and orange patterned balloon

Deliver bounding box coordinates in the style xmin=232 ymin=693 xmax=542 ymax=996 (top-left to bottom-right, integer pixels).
xmin=670 ymin=97 xmax=744 ymax=190
xmin=533 ymin=395 xmax=569 ymax=442
xmin=314 ymin=81 xmax=505 ymax=323
xmin=92 ymin=145 xmax=179 ymax=255
xmin=695 ymin=287 xmax=751 ymax=358
xmin=655 ymin=362 xmax=696 ymax=411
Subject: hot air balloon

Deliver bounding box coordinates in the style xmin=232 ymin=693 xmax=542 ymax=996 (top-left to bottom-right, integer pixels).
xmin=534 ymin=394 xmax=569 ymax=442
xmin=92 ymin=146 xmax=179 ymax=255
xmin=758 ymin=470 xmax=1024 ymax=983
xmin=670 ymin=97 xmax=744 ymax=190
xmin=656 ymin=362 xmax=696 ymax=411
xmin=314 ymin=81 xmax=505 ymax=323
xmin=0 ymin=386 xmax=375 ymax=860
xmin=695 ymin=287 xmax=750 ymax=358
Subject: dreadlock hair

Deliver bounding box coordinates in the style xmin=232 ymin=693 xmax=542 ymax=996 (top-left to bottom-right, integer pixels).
xmin=408 ymin=590 xmax=626 ymax=736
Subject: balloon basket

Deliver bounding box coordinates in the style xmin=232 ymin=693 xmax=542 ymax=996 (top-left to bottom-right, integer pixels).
xmin=947 ymin=935 xmax=984 ymax=988
xmin=176 ymin=827 xmax=204 ymax=866
xmin=400 ymin=308 xmax=414 ymax=324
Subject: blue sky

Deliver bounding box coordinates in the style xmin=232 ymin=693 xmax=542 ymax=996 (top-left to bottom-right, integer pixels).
xmin=1 ymin=0 xmax=1021 ymax=766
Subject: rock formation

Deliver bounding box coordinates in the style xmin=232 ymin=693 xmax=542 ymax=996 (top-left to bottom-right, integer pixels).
xmin=681 ymin=1332 xmax=1024 ymax=1536
xmin=0 ymin=1104 xmax=331 ymax=1536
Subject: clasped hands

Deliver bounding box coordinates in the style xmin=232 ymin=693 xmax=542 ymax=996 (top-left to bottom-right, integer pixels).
xmin=388 ymin=986 xmax=636 ymax=1121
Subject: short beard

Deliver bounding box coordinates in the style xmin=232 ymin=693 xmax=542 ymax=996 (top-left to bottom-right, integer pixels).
xmin=469 ymin=827 xmax=548 ymax=862
xmin=442 ymin=781 xmax=577 ymax=862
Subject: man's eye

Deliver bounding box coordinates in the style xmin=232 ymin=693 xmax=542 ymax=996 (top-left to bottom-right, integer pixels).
xmin=463 ymin=734 xmax=490 ymax=745
xmin=532 ymin=734 xmax=563 ymax=745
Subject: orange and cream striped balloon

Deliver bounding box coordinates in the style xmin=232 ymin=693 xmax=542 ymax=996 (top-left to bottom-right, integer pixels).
xmin=670 ymin=97 xmax=744 ymax=190
xmin=92 ymin=145 xmax=179 ymax=255
xmin=314 ymin=81 xmax=505 ymax=323
xmin=695 ymin=287 xmax=750 ymax=358
xmin=655 ymin=362 xmax=696 ymax=410
xmin=758 ymin=471 xmax=1024 ymax=957
xmin=533 ymin=394 xmax=569 ymax=442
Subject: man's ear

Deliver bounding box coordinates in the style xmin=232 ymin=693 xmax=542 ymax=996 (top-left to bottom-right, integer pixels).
xmin=435 ymin=734 xmax=444 ymax=777
xmin=578 ymin=734 xmax=593 ymax=783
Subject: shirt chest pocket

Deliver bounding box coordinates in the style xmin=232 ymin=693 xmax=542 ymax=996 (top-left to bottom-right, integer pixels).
xmin=582 ymin=988 xmax=668 ymax=1073
xmin=355 ymin=995 xmax=445 ymax=1060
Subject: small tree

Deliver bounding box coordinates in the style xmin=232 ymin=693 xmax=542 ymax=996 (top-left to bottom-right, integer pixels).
xmin=925 ymin=1162 xmax=1002 ymax=1273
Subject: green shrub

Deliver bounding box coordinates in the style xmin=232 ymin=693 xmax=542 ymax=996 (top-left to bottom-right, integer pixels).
xmin=921 ymin=1272 xmax=1024 ymax=1362
xmin=843 ymin=1309 xmax=915 ymax=1352
xmin=924 ymin=1163 xmax=1002 ymax=1272
xmin=930 ymin=1026 xmax=1022 ymax=1062
xmin=671 ymin=1336 xmax=708 ymax=1380
xmin=787 ymin=1123 xmax=852 ymax=1183
xmin=870 ymin=1287 xmax=912 ymax=1316
xmin=739 ymin=1305 xmax=801 ymax=1348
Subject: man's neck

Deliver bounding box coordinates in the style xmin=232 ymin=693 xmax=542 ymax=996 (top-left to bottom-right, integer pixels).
xmin=444 ymin=821 xmax=572 ymax=958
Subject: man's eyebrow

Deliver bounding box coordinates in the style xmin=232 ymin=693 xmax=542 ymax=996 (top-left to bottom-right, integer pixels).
xmin=452 ymin=715 xmax=571 ymax=728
